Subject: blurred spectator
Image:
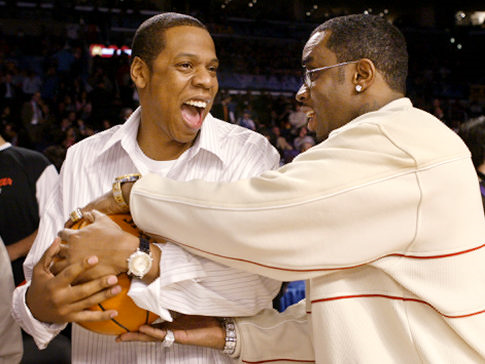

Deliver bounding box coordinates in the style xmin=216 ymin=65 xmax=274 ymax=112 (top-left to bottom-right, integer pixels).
xmin=238 ymin=110 xmax=256 ymax=130
xmin=0 ymin=73 xmax=20 ymax=111
xmin=0 ymin=133 xmax=58 ymax=285
xmin=20 ymin=91 xmax=43 ymax=147
xmin=458 ymin=115 xmax=485 ymax=210
xmin=22 ymin=71 xmax=42 ymax=98
xmin=43 ymin=144 xmax=66 ymax=172
xmin=293 ymin=126 xmax=315 ymax=152
xmin=120 ymin=107 xmax=134 ymax=122
xmin=288 ymin=103 xmax=307 ymax=129
xmin=52 ymin=42 xmax=75 ymax=80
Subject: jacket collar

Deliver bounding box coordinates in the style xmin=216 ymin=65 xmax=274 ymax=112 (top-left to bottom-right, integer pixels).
xmin=329 ymin=97 xmax=412 ymax=139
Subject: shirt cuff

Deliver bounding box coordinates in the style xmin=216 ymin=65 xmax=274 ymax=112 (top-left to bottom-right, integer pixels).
xmin=127 ymin=242 xmax=206 ymax=321
xmin=11 ymin=282 xmax=66 ymax=349
xmin=157 ymin=242 xmax=207 ymax=286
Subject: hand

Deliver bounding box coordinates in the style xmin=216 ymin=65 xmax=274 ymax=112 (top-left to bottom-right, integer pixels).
xmin=65 ymin=190 xmax=127 ymax=228
xmin=116 ymin=315 xmax=225 ymax=350
xmin=26 ymin=237 xmax=122 ymax=324
xmin=56 ymin=210 xmax=139 ymax=283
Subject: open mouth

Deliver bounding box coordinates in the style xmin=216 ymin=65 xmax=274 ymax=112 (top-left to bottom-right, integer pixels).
xmin=304 ymin=109 xmax=316 ymax=131
xmin=181 ymin=99 xmax=208 ymax=130
xmin=305 ymin=110 xmax=315 ymax=122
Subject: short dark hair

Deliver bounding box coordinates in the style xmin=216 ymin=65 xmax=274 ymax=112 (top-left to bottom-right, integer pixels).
xmin=312 ymin=14 xmax=408 ymax=93
xmin=131 ymin=12 xmax=207 ymax=70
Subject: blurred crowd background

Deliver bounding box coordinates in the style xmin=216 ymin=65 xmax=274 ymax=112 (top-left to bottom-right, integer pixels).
xmin=1 ymin=0 xmax=484 ymax=168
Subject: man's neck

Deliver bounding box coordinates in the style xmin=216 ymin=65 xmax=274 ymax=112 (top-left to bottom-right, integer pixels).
xmin=136 ymin=120 xmax=194 ymax=161
xmin=0 ymin=136 xmax=6 ymax=147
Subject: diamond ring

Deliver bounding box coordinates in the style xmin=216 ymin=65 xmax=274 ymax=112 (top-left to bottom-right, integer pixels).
xmin=69 ymin=208 xmax=83 ymax=223
xmin=162 ymin=329 xmax=175 ymax=347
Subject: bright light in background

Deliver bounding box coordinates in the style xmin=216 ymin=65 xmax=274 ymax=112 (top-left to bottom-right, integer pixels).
xmin=470 ymin=11 xmax=485 ymax=25
xmin=455 ymin=10 xmax=485 ymax=25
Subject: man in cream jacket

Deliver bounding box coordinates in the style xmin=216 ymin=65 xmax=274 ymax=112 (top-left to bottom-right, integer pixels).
xmin=59 ymin=14 xmax=485 ymax=363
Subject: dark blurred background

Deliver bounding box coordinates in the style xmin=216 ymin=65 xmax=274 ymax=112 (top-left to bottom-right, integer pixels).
xmin=1 ymin=0 xmax=484 ymax=167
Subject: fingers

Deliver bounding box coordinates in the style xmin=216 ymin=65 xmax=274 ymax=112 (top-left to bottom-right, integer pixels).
xmin=83 ymin=210 xmax=95 ymax=223
xmin=57 ymin=228 xmax=76 ymax=244
xmin=40 ymin=237 xmax=62 ymax=271
xmin=55 ymin=254 xmax=99 ymax=286
xmin=70 ymin=308 xmax=119 ymax=324
xmin=68 ymin=274 xmax=121 ymax=307
xmin=138 ymin=325 xmax=169 ymax=341
xmin=50 ymin=257 xmax=68 ymax=275
xmin=116 ymin=331 xmax=159 ymax=343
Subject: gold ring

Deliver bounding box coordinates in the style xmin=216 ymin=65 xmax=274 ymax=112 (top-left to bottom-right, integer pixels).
xmin=69 ymin=208 xmax=83 ymax=223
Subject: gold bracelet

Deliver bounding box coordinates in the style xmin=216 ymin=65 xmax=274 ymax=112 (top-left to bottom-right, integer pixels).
xmin=112 ymin=173 xmax=141 ymax=208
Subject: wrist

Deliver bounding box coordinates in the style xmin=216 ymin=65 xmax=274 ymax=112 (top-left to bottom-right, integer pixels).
xmin=121 ymin=182 xmax=135 ymax=209
xmin=117 ymin=233 xmax=140 ymax=274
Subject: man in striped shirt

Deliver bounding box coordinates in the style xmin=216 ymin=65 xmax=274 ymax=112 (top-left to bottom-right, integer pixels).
xmin=12 ymin=13 xmax=281 ymax=364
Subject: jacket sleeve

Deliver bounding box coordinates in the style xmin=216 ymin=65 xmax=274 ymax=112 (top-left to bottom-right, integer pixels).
xmin=130 ymin=127 xmax=420 ymax=281
xmin=231 ymin=300 xmax=314 ymax=363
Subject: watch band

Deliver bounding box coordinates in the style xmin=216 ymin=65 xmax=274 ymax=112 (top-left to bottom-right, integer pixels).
xmin=139 ymin=235 xmax=151 ymax=254
xmin=112 ymin=173 xmax=141 ymax=208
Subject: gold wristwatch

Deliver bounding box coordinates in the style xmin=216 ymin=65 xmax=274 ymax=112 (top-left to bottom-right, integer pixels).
xmin=112 ymin=173 xmax=141 ymax=209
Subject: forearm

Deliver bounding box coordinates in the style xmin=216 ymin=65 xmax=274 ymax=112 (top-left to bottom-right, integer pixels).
xmin=7 ymin=230 xmax=38 ymax=261
xmin=129 ymin=145 xmax=418 ymax=281
xmin=234 ymin=300 xmax=314 ymax=363
xmin=128 ymin=242 xmax=281 ymax=319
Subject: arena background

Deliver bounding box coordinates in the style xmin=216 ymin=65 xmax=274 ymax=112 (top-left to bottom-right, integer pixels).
xmin=1 ymin=0 xmax=484 ymax=169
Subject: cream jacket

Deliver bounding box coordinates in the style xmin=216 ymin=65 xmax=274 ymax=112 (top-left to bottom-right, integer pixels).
xmin=130 ymin=98 xmax=485 ymax=363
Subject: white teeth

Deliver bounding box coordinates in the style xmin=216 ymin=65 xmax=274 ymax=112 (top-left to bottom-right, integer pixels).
xmin=185 ymin=100 xmax=207 ymax=109
xmin=306 ymin=111 xmax=315 ymax=118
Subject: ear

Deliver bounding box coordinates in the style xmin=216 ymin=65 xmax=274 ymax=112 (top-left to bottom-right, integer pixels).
xmin=352 ymin=58 xmax=376 ymax=93
xmin=130 ymin=56 xmax=149 ymax=90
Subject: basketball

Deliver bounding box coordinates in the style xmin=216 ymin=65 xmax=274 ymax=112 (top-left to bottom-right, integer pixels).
xmin=66 ymin=213 xmax=159 ymax=335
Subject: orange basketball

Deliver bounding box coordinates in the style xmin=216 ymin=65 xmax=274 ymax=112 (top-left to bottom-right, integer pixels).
xmin=67 ymin=213 xmax=159 ymax=335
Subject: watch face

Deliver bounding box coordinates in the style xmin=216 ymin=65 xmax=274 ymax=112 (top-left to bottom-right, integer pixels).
xmin=133 ymin=255 xmax=150 ymax=272
xmin=128 ymin=251 xmax=153 ymax=277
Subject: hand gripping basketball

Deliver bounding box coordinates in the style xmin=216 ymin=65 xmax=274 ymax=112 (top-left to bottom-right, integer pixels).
xmin=65 ymin=213 xmax=159 ymax=335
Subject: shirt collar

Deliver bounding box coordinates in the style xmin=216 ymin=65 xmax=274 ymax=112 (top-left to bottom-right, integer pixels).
xmin=97 ymin=106 xmax=141 ymax=156
xmin=180 ymin=113 xmax=228 ymax=167
xmin=95 ymin=106 xmax=228 ymax=167
xmin=329 ymin=97 xmax=412 ymax=138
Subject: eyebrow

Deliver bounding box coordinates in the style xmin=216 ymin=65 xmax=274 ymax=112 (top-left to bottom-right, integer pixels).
xmin=175 ymin=53 xmax=219 ymax=63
